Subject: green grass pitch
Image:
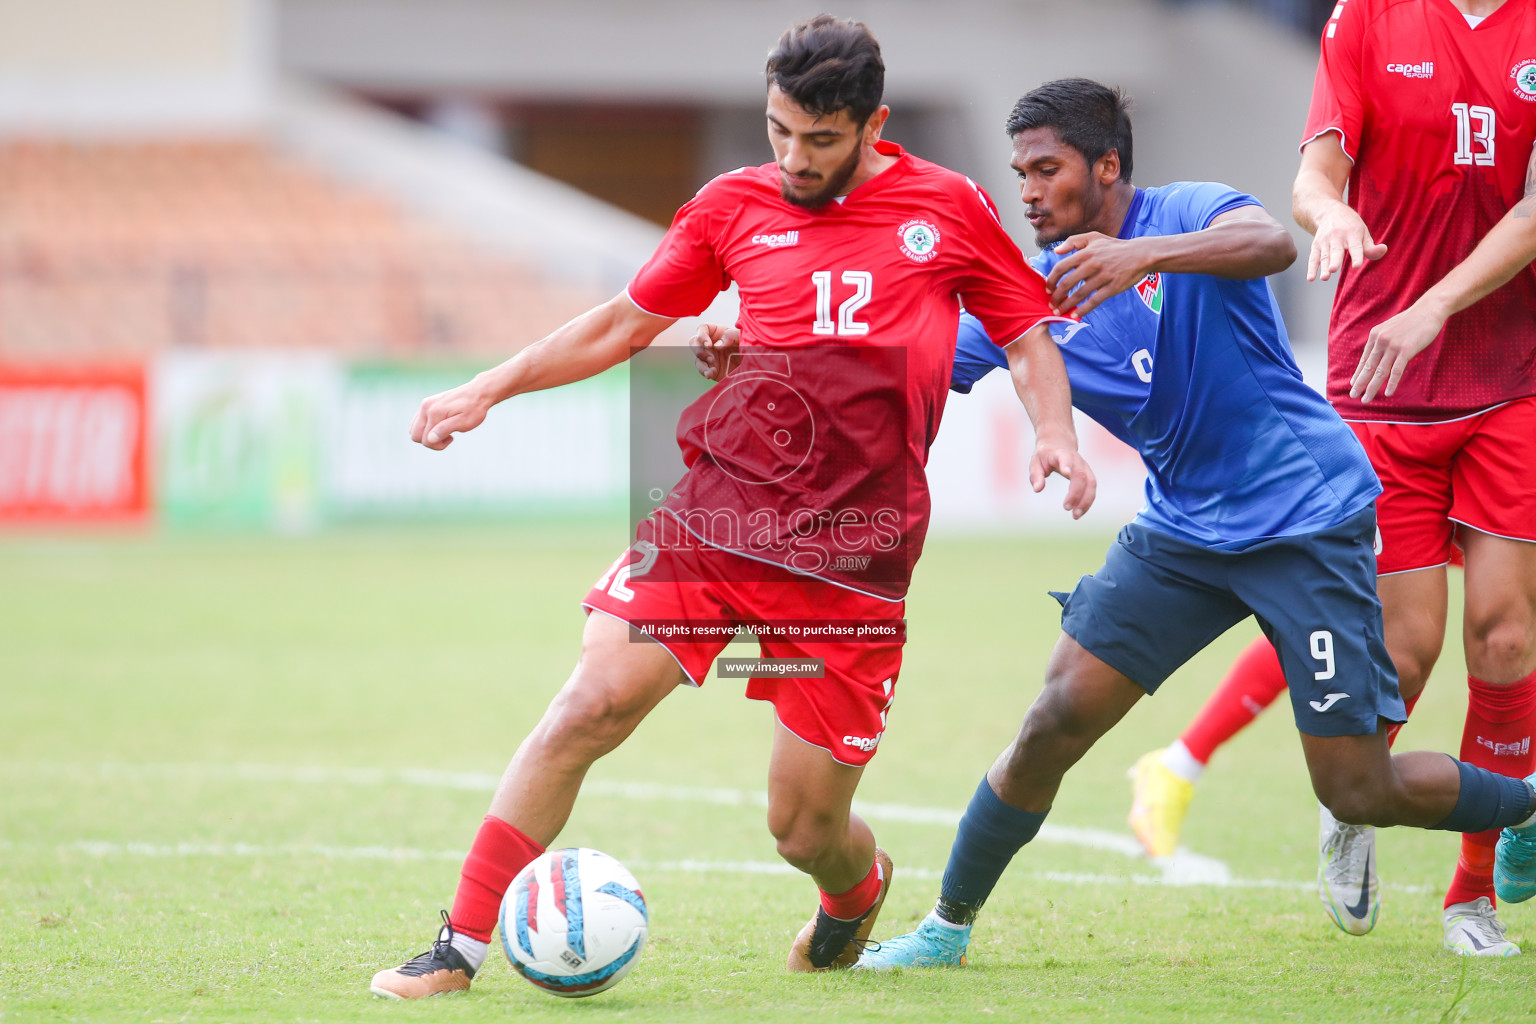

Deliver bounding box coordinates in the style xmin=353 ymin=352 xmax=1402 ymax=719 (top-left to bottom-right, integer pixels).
xmin=2 ymin=525 xmax=1530 ymax=1022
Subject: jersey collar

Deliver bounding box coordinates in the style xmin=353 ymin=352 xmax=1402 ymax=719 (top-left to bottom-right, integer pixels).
xmin=1429 ymin=0 xmax=1518 ymax=31
xmin=815 ymin=139 xmax=912 ymax=212
xmin=1117 ymin=187 xmax=1146 ymax=240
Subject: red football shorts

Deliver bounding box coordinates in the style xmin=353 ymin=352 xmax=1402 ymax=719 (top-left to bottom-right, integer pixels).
xmin=580 ymin=523 xmax=905 ymax=768
xmin=1347 ymin=396 xmax=1536 ymax=575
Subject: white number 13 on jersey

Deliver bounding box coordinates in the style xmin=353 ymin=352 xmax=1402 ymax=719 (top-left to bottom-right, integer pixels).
xmin=1452 ymin=103 xmax=1496 ymax=167
xmin=812 ymin=271 xmax=872 ymax=336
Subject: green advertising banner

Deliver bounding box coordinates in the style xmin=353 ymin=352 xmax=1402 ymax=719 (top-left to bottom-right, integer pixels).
xmin=326 ymin=362 xmax=628 ymax=520
xmin=155 ymin=352 xmax=334 ymax=531
xmin=155 ymin=353 xmax=627 ymax=529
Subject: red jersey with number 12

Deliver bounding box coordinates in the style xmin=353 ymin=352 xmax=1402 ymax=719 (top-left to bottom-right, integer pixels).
xmin=1302 ymin=0 xmax=1536 ymax=421
xmin=627 ymin=140 xmax=1063 ymax=599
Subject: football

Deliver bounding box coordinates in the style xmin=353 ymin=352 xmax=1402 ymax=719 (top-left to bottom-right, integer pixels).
xmin=498 ymin=848 xmax=649 ymax=997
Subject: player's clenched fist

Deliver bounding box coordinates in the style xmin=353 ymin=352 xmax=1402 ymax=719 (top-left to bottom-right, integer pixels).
xmin=690 ymin=323 xmax=741 ymax=382
xmin=410 ymin=376 xmax=496 ymax=450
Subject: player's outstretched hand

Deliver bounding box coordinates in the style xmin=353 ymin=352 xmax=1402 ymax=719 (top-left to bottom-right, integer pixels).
xmin=1047 ymin=232 xmax=1148 ymax=317
xmin=1307 ymin=205 xmax=1387 ymax=282
xmin=691 ymin=323 xmax=741 ymax=382
xmin=1030 ymin=443 xmax=1097 ymax=519
xmin=1350 ymin=302 xmax=1443 ymax=402
xmin=410 ymin=377 xmax=496 ymax=450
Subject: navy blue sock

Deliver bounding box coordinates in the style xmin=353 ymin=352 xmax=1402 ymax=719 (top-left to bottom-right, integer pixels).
xmin=1433 ymin=757 xmax=1536 ymax=833
xmin=935 ymin=777 xmax=1047 ymax=925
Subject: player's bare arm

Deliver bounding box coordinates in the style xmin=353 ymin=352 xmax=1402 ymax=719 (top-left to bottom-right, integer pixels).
xmin=1005 ymin=323 xmax=1096 ymax=518
xmin=1047 ymin=206 xmax=1295 ymax=316
xmin=410 ymin=294 xmax=675 ymax=450
xmin=1293 ymin=132 xmax=1386 ymax=282
xmin=1351 ymin=142 xmax=1536 ymax=402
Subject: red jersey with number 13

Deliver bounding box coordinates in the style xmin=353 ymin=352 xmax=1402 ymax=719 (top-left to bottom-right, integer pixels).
xmin=1302 ymin=0 xmax=1536 ymax=421
xmin=627 ymin=140 xmax=1063 ymax=599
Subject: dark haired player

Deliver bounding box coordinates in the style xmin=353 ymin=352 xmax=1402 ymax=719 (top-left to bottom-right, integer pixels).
xmin=1128 ymin=0 xmax=1536 ymax=956
xmin=367 ymin=16 xmax=1091 ymax=997
xmin=835 ymin=77 xmax=1536 ymax=969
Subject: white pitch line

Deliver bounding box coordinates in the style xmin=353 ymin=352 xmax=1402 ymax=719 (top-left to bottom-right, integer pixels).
xmin=8 ymin=839 xmax=1431 ymax=895
xmin=4 ymin=761 xmax=1423 ymax=892
xmin=591 ymin=782 xmax=1232 ymax=886
xmin=67 ymin=840 xmax=466 ymax=862
xmin=62 ymin=841 xmax=1443 ymax=895
xmin=50 ymin=840 xmax=1316 ymax=890
xmin=6 ymin=761 xmax=1228 ymax=883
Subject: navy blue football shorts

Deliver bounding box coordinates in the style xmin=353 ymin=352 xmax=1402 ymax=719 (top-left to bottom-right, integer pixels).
xmin=1052 ymin=506 xmax=1406 ymax=738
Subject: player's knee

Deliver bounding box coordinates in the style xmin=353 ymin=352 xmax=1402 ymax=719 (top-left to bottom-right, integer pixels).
xmin=774 ymin=833 xmax=829 ymax=874
xmin=1390 ymin=642 xmax=1440 ymax=696
xmin=1023 ymin=683 xmax=1095 ymax=743
xmin=1464 ymin=610 xmax=1536 ymax=679
xmin=542 ymin=681 xmax=641 ymax=756
xmin=1015 ymin=705 xmax=1065 ymax=760
xmin=1316 ymin=780 xmax=1387 ymax=826
xmin=996 ymin=696 xmax=1092 ymax=790
xmin=770 ymin=813 xmax=838 ymax=872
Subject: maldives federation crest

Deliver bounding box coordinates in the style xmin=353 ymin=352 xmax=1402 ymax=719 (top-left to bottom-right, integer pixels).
xmin=1136 ymin=272 xmax=1164 ymax=314
xmin=897 ymin=219 xmax=941 ymax=263
xmin=1512 ymin=59 xmax=1536 ymax=101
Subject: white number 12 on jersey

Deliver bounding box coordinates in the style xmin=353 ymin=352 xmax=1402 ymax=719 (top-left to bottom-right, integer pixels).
xmin=812 ymin=271 xmax=872 ymax=336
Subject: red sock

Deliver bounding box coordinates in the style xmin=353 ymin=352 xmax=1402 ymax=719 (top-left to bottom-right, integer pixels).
xmin=1446 ymin=833 xmax=1499 ymax=909
xmin=1444 ymin=670 xmax=1536 ymax=909
xmin=450 ymin=815 xmax=546 ymax=941
xmin=1179 ymin=637 xmax=1288 ymax=764
xmin=819 ymin=857 xmax=883 ymax=921
xmin=1385 ymin=692 xmax=1421 ymax=748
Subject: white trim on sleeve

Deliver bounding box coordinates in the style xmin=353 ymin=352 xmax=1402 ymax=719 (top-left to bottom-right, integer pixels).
xmin=1299 ymin=126 xmax=1357 ymax=164
xmin=1001 ymin=316 xmax=1076 ymax=350
xmin=623 ymin=283 xmax=683 ymax=320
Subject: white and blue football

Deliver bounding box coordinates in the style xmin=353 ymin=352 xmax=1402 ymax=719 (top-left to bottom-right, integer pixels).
xmin=499 ymin=848 xmax=648 ymax=997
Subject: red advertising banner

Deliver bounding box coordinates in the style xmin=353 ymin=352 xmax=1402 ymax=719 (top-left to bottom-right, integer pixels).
xmin=0 ymin=364 xmax=149 ymax=522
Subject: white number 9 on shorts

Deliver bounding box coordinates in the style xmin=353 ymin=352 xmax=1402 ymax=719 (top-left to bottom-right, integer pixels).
xmin=1310 ymin=629 xmax=1336 ymax=681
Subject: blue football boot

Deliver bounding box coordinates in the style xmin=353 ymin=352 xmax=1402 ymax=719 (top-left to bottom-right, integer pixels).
xmin=1494 ymin=775 xmax=1536 ymax=905
xmin=854 ymin=911 xmax=969 ymax=970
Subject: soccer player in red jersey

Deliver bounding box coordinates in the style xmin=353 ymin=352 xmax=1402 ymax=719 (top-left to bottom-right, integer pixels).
xmin=368 ymin=16 xmax=1092 ymax=997
xmin=1129 ymin=0 xmax=1536 ymax=956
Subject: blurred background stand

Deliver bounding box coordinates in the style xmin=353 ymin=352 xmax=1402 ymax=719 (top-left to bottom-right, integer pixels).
xmin=0 ymin=0 xmax=1334 ymax=532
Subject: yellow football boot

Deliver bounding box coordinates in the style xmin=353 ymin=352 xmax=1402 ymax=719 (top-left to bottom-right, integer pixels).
xmin=1128 ymin=749 xmax=1195 ymax=859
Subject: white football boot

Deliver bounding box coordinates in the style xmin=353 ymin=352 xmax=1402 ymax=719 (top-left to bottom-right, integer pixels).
xmin=1318 ymin=803 xmax=1379 ymax=935
xmin=1443 ymin=897 xmax=1521 ymax=957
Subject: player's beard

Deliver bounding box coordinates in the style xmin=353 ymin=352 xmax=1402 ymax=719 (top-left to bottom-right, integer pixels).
xmin=1031 ymin=219 xmax=1066 ymax=249
xmin=1032 ymin=186 xmax=1102 ymax=249
xmin=779 ymin=145 xmax=862 ymax=209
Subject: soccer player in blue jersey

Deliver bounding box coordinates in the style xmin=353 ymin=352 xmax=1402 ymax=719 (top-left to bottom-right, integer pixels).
xmin=835 ymin=78 xmax=1536 ymax=968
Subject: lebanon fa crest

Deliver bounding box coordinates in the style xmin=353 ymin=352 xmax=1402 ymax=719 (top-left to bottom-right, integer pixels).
xmin=1135 ymin=272 xmax=1164 ymax=314
xmin=897 ymin=219 xmax=940 ymax=263
xmin=1512 ymin=59 xmax=1536 ymax=101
